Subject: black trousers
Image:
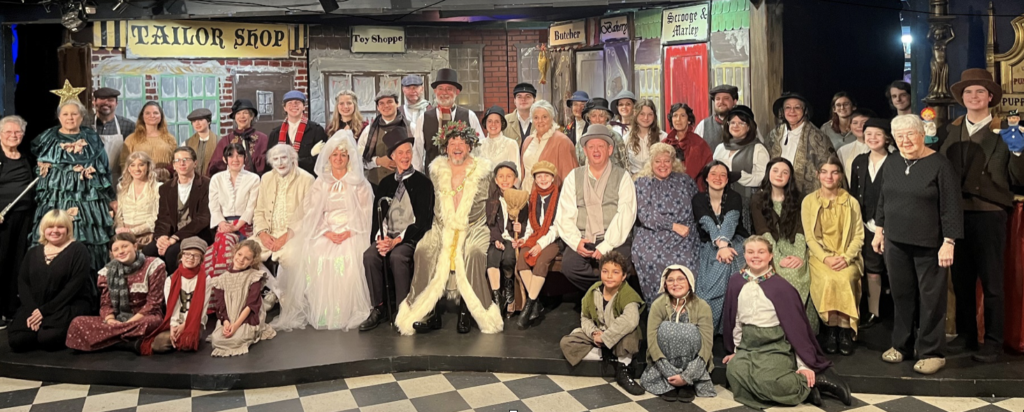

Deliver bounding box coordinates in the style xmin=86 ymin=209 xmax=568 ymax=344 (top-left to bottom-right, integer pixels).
xmin=143 ymin=242 xmax=182 ymax=274
xmin=487 ymin=239 xmax=516 ymax=275
xmin=363 ymin=243 xmax=414 ymax=308
xmin=885 ymin=238 xmax=945 ymax=359
xmin=951 ymin=210 xmax=1006 ymax=348
xmin=0 ymin=210 xmax=32 ymax=318
xmin=7 ymin=308 xmax=71 ymax=352
xmin=561 ymin=238 xmax=642 ymax=298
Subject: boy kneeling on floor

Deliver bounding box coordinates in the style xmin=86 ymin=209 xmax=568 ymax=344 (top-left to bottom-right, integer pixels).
xmin=560 ymin=251 xmax=645 ymax=395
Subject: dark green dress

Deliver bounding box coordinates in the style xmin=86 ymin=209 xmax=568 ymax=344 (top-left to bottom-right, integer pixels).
xmin=31 ymin=126 xmax=115 ymax=272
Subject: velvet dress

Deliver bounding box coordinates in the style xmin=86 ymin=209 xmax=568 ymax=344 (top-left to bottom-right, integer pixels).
xmin=31 ymin=126 xmax=115 ymax=272
xmin=632 ymin=172 xmax=700 ymax=303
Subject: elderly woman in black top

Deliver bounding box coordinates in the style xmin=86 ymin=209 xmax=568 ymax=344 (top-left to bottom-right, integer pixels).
xmin=8 ymin=209 xmax=96 ymax=351
xmin=1 ymin=115 xmax=36 ymax=329
xmin=872 ymin=114 xmax=962 ymax=375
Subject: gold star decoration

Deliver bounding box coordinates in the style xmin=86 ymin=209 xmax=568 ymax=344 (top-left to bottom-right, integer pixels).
xmin=50 ymin=79 xmax=86 ymax=106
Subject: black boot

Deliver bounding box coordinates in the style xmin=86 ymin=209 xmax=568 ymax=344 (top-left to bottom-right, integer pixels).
xmin=613 ymin=361 xmax=645 ymax=395
xmin=838 ymin=328 xmax=855 ymax=356
xmin=823 ymin=326 xmax=839 ymax=354
xmin=805 ymin=387 xmax=822 ymax=406
xmin=359 ymin=307 xmax=383 ymax=332
xmin=412 ymin=302 xmax=442 ymax=333
xmin=659 ymin=387 xmax=678 ymax=402
xmin=491 ymin=290 xmax=501 ymax=308
xmin=516 ymin=298 xmax=536 ymax=329
xmin=457 ymin=300 xmax=472 ymax=334
xmin=859 ymin=313 xmax=880 ymax=329
xmin=503 ymin=277 xmax=514 ymax=310
xmin=528 ymin=296 xmax=543 ymax=321
xmin=113 ymin=339 xmax=143 ymax=355
xmin=815 ymin=368 xmax=852 ymax=406
xmin=676 ymin=385 xmax=695 ymax=403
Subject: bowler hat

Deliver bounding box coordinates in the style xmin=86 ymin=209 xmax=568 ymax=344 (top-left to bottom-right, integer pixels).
xmin=951 ymin=68 xmax=1001 ymax=108
xmin=772 ymin=92 xmax=812 ymax=120
xmin=579 ymin=124 xmax=615 ymax=147
xmin=383 ymin=128 xmax=416 ymax=158
xmin=863 ymin=118 xmax=891 ymax=138
xmin=513 ymin=83 xmax=537 ymax=98
xmin=430 ymin=68 xmax=462 ymax=91
xmin=566 ymin=91 xmax=590 ymax=108
xmin=483 ymin=106 xmax=508 ymax=131
xmin=230 ymin=99 xmax=259 ymax=119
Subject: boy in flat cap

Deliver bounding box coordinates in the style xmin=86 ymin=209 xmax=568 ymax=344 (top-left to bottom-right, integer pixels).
xmin=267 ymin=90 xmax=330 ymax=177
xmin=185 ymin=108 xmax=218 ymax=177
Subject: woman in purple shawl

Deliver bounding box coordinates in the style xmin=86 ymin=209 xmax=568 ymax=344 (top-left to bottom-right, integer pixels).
xmin=722 ymin=235 xmax=851 ymax=409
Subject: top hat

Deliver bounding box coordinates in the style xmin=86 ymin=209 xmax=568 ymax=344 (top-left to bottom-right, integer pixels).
xmin=951 ymin=68 xmax=1002 ymax=108
xmin=383 ymin=128 xmax=416 ymax=158
xmin=430 ymin=68 xmax=462 ymax=91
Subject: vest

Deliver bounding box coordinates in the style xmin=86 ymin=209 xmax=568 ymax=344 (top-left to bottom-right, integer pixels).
xmin=574 ymin=165 xmax=626 ymax=240
xmin=366 ymin=125 xmax=396 ymax=185
xmin=177 ymin=196 xmax=191 ymax=231
xmin=421 ymin=107 xmax=472 ymax=171
xmin=386 ymin=191 xmax=416 ymax=237
xmin=701 ymin=116 xmax=725 ymax=150
xmin=726 ymin=142 xmax=759 ymax=200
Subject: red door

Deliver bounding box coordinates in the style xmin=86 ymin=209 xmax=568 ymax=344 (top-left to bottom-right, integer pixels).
xmin=664 ymin=44 xmax=710 ymax=123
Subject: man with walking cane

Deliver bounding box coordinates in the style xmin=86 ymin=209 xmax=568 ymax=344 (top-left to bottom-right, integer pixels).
xmin=360 ymin=129 xmax=435 ymax=331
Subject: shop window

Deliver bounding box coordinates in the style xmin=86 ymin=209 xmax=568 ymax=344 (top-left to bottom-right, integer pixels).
xmin=575 ymin=50 xmax=606 ymax=101
xmin=158 ymin=75 xmax=221 ymax=145
xmin=448 ymin=44 xmax=484 ymax=112
xmin=101 ymin=75 xmax=145 ymax=124
xmin=322 ymin=72 xmax=430 ymax=123
xmin=516 ymin=44 xmax=552 ymax=104
xmin=257 ymin=91 xmax=275 ymax=118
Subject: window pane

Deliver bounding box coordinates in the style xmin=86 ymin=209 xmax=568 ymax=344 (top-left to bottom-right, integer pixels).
xmin=205 ymin=99 xmax=218 ymax=116
xmin=353 ymin=77 xmax=376 ymax=112
xmin=176 ymin=77 xmax=189 ymax=97
xmin=205 ymin=76 xmax=218 ymax=96
xmin=177 ymin=101 xmax=189 ymax=124
xmin=102 ymin=76 xmax=123 ymax=92
xmin=177 ymin=124 xmax=191 ymax=145
xmin=160 ymin=77 xmax=176 ymax=98
xmin=163 ymin=100 xmax=177 ymax=123
xmin=191 ymin=76 xmax=204 ymax=97
xmin=124 ymin=77 xmax=144 ymax=99
xmin=124 ymin=99 xmax=143 ymax=121
xmin=257 ymin=91 xmax=274 ymax=118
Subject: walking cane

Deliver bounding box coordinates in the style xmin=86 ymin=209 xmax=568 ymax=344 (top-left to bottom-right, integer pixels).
xmin=377 ymin=197 xmax=397 ymax=323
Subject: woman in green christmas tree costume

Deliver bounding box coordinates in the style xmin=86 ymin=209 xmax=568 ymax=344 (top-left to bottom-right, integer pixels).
xmin=31 ymin=99 xmax=115 ymax=273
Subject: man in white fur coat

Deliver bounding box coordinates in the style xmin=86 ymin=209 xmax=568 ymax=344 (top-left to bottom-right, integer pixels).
xmin=395 ymin=120 xmax=504 ymax=335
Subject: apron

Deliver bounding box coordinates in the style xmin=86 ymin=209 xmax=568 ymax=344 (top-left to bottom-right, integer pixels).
xmin=98 ymin=118 xmax=124 ymax=184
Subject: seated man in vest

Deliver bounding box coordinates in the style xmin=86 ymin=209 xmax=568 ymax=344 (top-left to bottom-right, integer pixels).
xmin=358 ymin=89 xmax=410 ymax=185
xmin=143 ymin=147 xmax=213 ymax=273
xmin=555 ymin=124 xmax=638 ymax=293
xmin=267 ymin=90 xmax=330 ymax=177
xmin=360 ymin=129 xmax=435 ymax=331
xmin=412 ymin=68 xmax=484 ymax=174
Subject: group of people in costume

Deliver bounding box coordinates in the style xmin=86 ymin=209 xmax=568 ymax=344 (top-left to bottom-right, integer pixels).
xmin=2 ymin=66 xmax=1022 ymax=409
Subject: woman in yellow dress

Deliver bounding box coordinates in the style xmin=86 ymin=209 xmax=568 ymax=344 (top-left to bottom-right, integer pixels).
xmin=801 ymin=155 xmax=863 ymax=356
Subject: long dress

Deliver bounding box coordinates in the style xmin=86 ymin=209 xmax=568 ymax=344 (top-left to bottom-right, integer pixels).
xmin=31 ymin=126 xmax=115 ymax=272
xmin=632 ymin=172 xmax=700 ymax=303
xmin=802 ymin=190 xmax=864 ymax=332
xmin=692 ymin=189 xmax=748 ymax=332
xmin=750 ymin=196 xmax=819 ymax=332
xmin=65 ymin=256 xmax=166 ymax=351
xmin=208 ymin=268 xmax=276 ymax=357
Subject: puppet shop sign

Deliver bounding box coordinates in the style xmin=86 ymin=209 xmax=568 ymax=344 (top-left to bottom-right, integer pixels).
xmin=549 ymin=21 xmax=586 ymax=46
xmin=350 ymin=26 xmax=406 ymax=53
xmin=661 ymin=3 xmax=710 ymax=44
xmin=600 ymin=15 xmax=630 ymax=43
xmin=125 ymin=20 xmax=293 ymax=59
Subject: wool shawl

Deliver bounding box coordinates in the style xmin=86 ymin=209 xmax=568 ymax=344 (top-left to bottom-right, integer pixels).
xmin=663 ymin=129 xmax=714 ymax=183
xmin=721 ymin=272 xmax=832 ymax=373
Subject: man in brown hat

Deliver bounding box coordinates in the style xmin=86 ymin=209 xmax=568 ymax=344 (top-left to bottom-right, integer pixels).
xmin=184 ymin=108 xmax=218 ymax=177
xmin=92 ymin=87 xmax=137 ymax=182
xmin=413 ymin=68 xmax=483 ymax=174
xmin=939 ymin=68 xmax=1024 ymax=363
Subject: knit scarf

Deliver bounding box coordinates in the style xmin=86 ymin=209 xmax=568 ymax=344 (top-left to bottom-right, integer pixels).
xmin=393 ymin=166 xmax=415 ymax=204
xmin=524 ymin=182 xmax=559 ymax=266
xmin=362 ymin=110 xmax=406 ymax=163
xmin=142 ymin=262 xmax=206 ymax=355
xmin=278 ymin=117 xmax=307 ymax=151
xmin=582 ymin=162 xmax=612 ymax=242
xmin=106 ymin=251 xmax=147 ymax=322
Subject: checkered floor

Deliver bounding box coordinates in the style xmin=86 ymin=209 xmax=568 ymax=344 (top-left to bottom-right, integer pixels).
xmin=1 ymin=372 xmax=1022 ymax=412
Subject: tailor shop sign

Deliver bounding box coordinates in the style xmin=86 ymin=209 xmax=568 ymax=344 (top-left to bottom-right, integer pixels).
xmin=125 ymin=20 xmax=292 ymax=59
xmin=661 ymin=2 xmax=711 ymax=44
xmin=549 ymin=20 xmax=586 ymax=46
xmin=350 ymin=26 xmax=406 ymax=53
xmin=600 ymin=15 xmax=630 ymax=43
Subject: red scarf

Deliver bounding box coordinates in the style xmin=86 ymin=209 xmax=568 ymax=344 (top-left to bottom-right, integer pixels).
xmin=523 ymin=183 xmax=560 ymax=266
xmin=278 ymin=118 xmax=307 ymax=151
xmin=141 ymin=263 xmax=206 ymax=355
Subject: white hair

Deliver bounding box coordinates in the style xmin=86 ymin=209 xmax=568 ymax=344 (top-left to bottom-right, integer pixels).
xmin=0 ymin=115 xmax=27 ymax=131
xmin=56 ymin=99 xmax=88 ymax=118
xmin=891 ymin=114 xmax=925 ymax=136
xmin=267 ymin=144 xmax=299 ymax=164
xmin=530 ymin=100 xmax=556 ymax=120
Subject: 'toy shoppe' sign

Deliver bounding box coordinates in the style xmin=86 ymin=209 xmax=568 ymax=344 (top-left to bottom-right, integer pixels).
xmin=661 ymin=2 xmax=711 ymax=44
xmin=350 ymin=26 xmax=406 ymax=53
xmin=549 ymin=20 xmax=586 ymax=46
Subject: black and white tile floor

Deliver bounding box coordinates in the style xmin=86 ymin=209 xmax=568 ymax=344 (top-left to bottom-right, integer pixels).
xmin=1 ymin=372 xmax=1021 ymax=412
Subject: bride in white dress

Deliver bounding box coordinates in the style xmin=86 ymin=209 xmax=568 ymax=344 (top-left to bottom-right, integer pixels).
xmin=272 ymin=131 xmax=373 ymax=331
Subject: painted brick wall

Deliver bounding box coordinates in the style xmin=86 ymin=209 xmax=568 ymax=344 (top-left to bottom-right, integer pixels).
xmin=90 ymin=48 xmax=308 ymax=136
xmin=449 ymin=28 xmax=547 ymax=113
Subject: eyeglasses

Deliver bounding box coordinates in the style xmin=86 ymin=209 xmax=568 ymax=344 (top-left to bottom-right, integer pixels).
xmin=181 ymin=252 xmax=204 ymax=260
xmin=1 ymin=131 xmax=25 ymax=137
xmin=172 ymin=158 xmax=194 ymax=164
xmin=728 ymin=121 xmax=748 ymax=127
xmin=834 ymin=103 xmax=853 ymax=108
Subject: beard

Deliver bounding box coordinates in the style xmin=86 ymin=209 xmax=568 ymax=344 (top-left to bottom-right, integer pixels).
xmin=436 ymin=96 xmax=455 ymax=108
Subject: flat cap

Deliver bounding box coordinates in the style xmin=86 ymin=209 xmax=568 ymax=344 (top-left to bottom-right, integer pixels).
xmin=93 ymin=87 xmax=120 ymax=99
xmin=187 ymin=108 xmax=213 ymax=121
xmin=283 ymin=90 xmax=306 ymax=103
xmin=402 ymin=75 xmax=423 ymax=86
xmin=180 ymin=237 xmax=208 ymax=253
